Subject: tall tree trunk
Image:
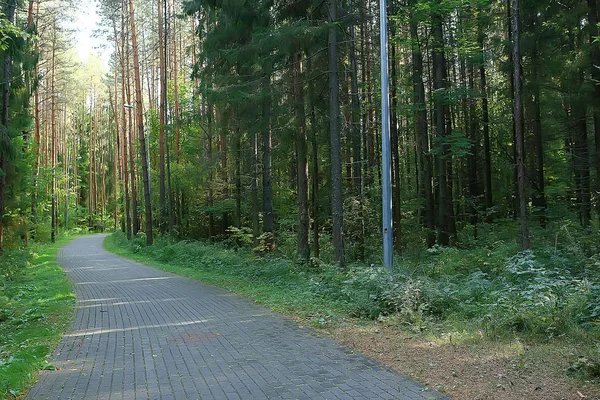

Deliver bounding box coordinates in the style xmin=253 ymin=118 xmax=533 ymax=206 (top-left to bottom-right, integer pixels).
xmin=479 ymin=23 xmax=493 ymax=222
xmin=234 ymin=129 xmax=241 ymax=228
xmin=128 ymin=0 xmax=153 ymax=245
xmin=329 ymin=0 xmax=345 ymax=268
xmin=410 ymin=9 xmax=435 ymax=247
xmin=158 ymin=0 xmax=167 ymax=234
xmin=125 ymin=14 xmax=139 ymax=236
xmin=251 ymin=130 xmax=259 ymax=246
xmin=219 ymin=114 xmax=229 ymax=234
xmin=531 ymin=27 xmax=546 ymax=227
xmin=512 ymin=0 xmax=531 ymax=249
xmin=571 ymin=81 xmax=592 ymax=227
xmin=262 ymin=73 xmax=274 ymax=236
xmin=432 ymin=7 xmax=450 ymax=246
xmin=468 ymin=63 xmax=479 ymax=231
xmin=390 ymin=23 xmax=402 ymax=252
xmin=207 ymin=101 xmax=215 ymax=238
xmin=173 ymin=5 xmax=181 ymax=159
xmin=120 ymin=2 xmax=132 ymax=239
xmin=111 ymin=89 xmax=119 ymax=232
xmin=308 ymin=57 xmax=320 ymax=259
xmin=51 ymin=23 xmax=57 ymax=242
xmin=31 ymin=0 xmax=40 ymax=239
xmin=349 ymin=0 xmax=365 ymax=260
xmin=293 ymin=52 xmax=310 ymax=262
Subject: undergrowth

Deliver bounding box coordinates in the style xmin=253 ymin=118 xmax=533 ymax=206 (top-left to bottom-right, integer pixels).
xmin=0 ymin=236 xmax=75 ymax=399
xmin=106 ymin=220 xmax=600 ymax=345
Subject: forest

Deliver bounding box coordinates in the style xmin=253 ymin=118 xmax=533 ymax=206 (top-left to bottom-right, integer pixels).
xmin=3 ymin=0 xmax=600 ymax=397
xmin=1 ymin=0 xmax=599 ymax=260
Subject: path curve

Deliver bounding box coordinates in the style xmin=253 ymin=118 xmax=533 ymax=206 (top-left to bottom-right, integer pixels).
xmin=27 ymin=235 xmax=447 ymax=400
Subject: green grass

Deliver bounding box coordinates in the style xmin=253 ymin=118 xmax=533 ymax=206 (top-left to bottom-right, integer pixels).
xmin=103 ymin=232 xmax=354 ymax=323
xmin=0 ymin=236 xmax=76 ymax=399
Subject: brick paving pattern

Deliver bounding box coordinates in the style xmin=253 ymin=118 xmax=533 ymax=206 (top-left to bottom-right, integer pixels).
xmin=27 ymin=235 xmax=448 ymax=400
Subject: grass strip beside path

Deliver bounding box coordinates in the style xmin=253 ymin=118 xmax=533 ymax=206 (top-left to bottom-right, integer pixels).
xmin=0 ymin=236 xmax=76 ymax=399
xmin=103 ymin=233 xmax=351 ymax=323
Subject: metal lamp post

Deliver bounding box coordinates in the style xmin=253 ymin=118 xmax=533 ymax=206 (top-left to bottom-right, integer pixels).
xmin=380 ymin=0 xmax=393 ymax=271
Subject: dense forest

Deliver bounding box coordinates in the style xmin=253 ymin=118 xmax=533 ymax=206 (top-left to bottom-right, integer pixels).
xmin=2 ymin=0 xmax=600 ymax=263
xmin=4 ymin=0 xmax=600 ymax=395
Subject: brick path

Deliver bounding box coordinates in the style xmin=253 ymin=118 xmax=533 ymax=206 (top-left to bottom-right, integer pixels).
xmin=27 ymin=235 xmax=448 ymax=400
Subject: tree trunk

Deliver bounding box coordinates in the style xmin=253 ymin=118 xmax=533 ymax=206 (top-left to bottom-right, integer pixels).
xmin=512 ymin=0 xmax=531 ymax=249
xmin=125 ymin=13 xmax=139 ymax=236
xmin=31 ymin=0 xmax=40 ymax=239
xmin=410 ymin=9 xmax=435 ymax=247
xmin=109 ymin=92 xmax=119 ymax=231
xmin=206 ymin=101 xmax=215 ymax=238
xmin=128 ymin=0 xmax=153 ymax=245
xmin=158 ymin=0 xmax=167 ymax=234
xmin=329 ymin=0 xmax=345 ymax=268
xmin=349 ymin=0 xmax=365 ymax=260
xmin=432 ymin=7 xmax=450 ymax=246
xmin=120 ymin=1 xmax=132 ymax=239
xmin=262 ymin=73 xmax=274 ymax=236
xmin=51 ymin=24 xmax=57 ymax=242
xmin=251 ymin=130 xmax=259 ymax=246
xmin=531 ymin=27 xmax=546 ymax=227
xmin=219 ymin=113 xmax=229 ymax=234
xmin=234 ymin=129 xmax=241 ymax=228
xmin=479 ymin=23 xmax=493 ymax=222
xmin=307 ymin=57 xmax=320 ymax=259
xmin=293 ymin=52 xmax=310 ymax=262
xmin=172 ymin=5 xmax=181 ymax=158
xmin=390 ymin=22 xmax=402 ymax=253
xmin=468 ymin=63 xmax=479 ymax=231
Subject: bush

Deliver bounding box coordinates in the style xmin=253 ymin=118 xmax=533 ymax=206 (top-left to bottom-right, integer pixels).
xmin=0 ymin=248 xmax=30 ymax=281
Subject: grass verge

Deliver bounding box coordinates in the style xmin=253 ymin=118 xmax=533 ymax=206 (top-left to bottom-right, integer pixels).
xmin=0 ymin=236 xmax=76 ymax=399
xmin=103 ymin=232 xmax=351 ymax=324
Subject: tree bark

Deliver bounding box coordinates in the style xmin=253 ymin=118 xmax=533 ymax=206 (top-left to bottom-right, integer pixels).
xmin=478 ymin=23 xmax=493 ymax=222
xmin=307 ymin=57 xmax=320 ymax=259
xmin=531 ymin=25 xmax=546 ymax=227
xmin=158 ymin=0 xmax=167 ymax=234
xmin=128 ymin=0 xmax=153 ymax=245
xmin=293 ymin=52 xmax=310 ymax=262
xmin=51 ymin=23 xmax=57 ymax=242
xmin=251 ymin=130 xmax=259 ymax=246
xmin=262 ymin=73 xmax=274 ymax=236
xmin=349 ymin=0 xmax=365 ymax=260
xmin=410 ymin=8 xmax=435 ymax=247
xmin=390 ymin=21 xmax=402 ymax=252
xmin=512 ymin=0 xmax=531 ymax=249
xmin=432 ymin=7 xmax=450 ymax=246
xmin=329 ymin=0 xmax=345 ymax=268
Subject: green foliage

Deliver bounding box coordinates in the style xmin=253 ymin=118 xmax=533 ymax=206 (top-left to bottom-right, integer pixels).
xmin=0 ymin=248 xmax=29 ymax=281
xmin=109 ymin=220 xmax=600 ymax=344
xmin=224 ymin=226 xmax=254 ymax=249
xmin=0 ymin=237 xmax=74 ymax=399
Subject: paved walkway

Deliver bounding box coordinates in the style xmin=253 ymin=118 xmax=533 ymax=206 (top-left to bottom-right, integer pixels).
xmin=27 ymin=235 xmax=447 ymax=400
